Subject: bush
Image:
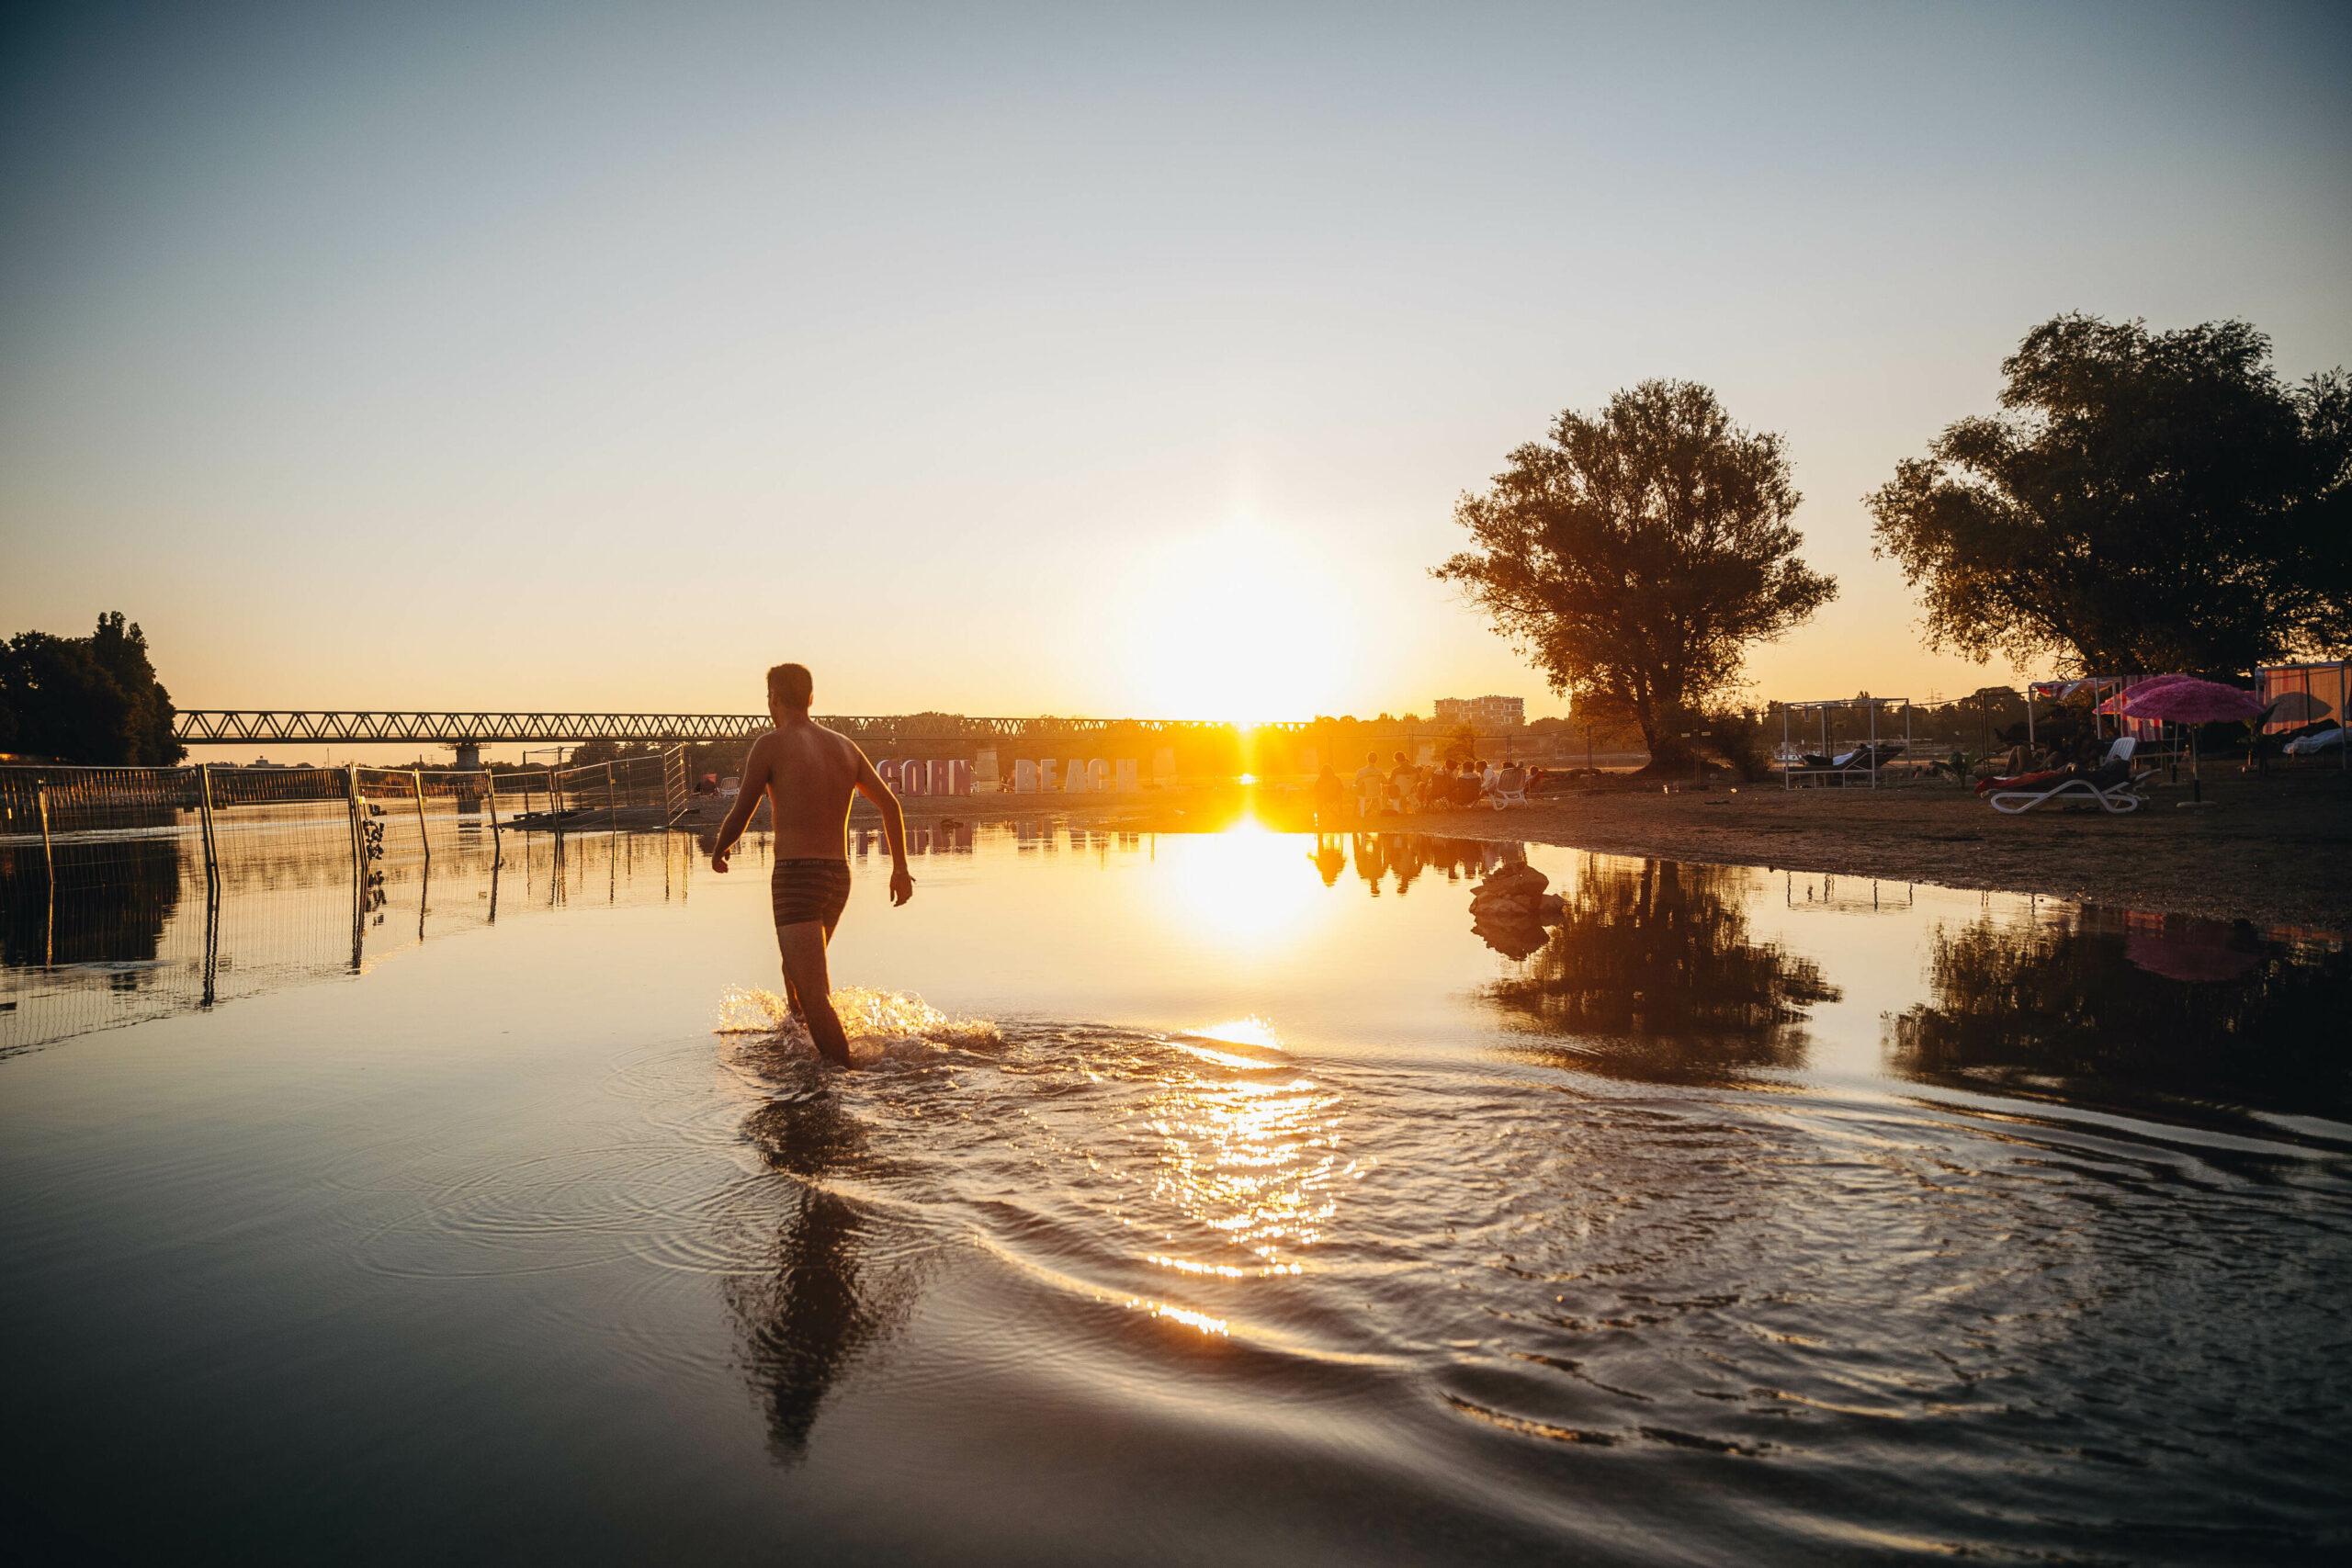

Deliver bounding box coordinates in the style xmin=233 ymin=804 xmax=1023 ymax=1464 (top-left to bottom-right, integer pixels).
xmin=1704 ymin=709 xmax=1775 ymax=782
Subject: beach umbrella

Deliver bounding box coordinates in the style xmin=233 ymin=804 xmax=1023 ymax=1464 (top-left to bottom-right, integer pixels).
xmin=2114 ymin=678 xmax=2266 ymax=724
xmin=2111 ymin=678 xmax=2266 ymax=805
xmin=2265 ymin=690 xmax=2334 ymax=724
xmin=2095 ymin=673 xmax=2193 ymax=716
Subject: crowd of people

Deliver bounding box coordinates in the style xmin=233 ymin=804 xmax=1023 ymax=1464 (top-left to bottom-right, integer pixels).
xmin=1310 ymin=750 xmax=1541 ymax=819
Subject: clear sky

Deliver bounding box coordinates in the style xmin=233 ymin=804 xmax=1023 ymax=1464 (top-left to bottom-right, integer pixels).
xmin=4 ymin=1 xmax=2347 ymax=731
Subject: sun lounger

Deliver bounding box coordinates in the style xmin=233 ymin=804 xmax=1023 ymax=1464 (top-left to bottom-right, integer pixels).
xmin=1487 ymin=766 xmax=1528 ymax=809
xmin=1985 ymin=737 xmax=2149 ymax=814
xmin=1784 ymin=741 xmax=1905 ymax=787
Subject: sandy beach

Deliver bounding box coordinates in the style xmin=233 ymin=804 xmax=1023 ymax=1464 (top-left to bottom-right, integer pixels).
xmin=869 ymin=770 xmax=2352 ymax=936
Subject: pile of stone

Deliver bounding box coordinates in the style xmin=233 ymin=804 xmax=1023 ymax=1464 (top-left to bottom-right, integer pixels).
xmin=1468 ymin=862 xmax=1566 ymax=959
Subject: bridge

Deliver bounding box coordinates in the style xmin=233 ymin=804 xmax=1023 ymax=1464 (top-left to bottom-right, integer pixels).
xmin=170 ymin=711 xmax=1303 ymax=745
xmin=171 ymin=710 xmax=1322 ymax=766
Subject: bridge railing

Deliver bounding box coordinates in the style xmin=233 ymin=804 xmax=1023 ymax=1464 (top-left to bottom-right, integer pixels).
xmin=169 ymin=710 xmax=1313 ymax=747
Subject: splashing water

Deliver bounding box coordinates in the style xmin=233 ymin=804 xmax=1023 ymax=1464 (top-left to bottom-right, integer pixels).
xmin=715 ymin=984 xmax=1001 ymax=1057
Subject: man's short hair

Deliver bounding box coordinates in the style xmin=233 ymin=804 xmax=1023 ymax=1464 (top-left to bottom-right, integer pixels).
xmin=767 ymin=662 xmax=813 ymax=708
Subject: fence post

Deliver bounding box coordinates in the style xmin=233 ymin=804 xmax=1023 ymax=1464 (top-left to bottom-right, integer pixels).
xmin=345 ymin=766 xmax=364 ymax=880
xmin=483 ymin=768 xmax=503 ymax=859
xmin=605 ymin=761 xmax=618 ymax=829
xmin=39 ymin=782 xmax=54 ymax=967
xmin=196 ymin=762 xmax=220 ymax=899
xmin=196 ymin=764 xmax=220 ymax=1007
xmin=411 ymin=769 xmax=430 ymax=863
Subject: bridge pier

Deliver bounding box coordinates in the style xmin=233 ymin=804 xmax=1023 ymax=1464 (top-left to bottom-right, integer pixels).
xmin=454 ymin=741 xmax=481 ymax=771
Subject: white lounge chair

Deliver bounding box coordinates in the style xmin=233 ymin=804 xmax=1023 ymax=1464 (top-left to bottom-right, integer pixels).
xmin=1987 ymin=737 xmax=2149 ymax=814
xmin=1488 ymin=765 xmax=1528 ymax=809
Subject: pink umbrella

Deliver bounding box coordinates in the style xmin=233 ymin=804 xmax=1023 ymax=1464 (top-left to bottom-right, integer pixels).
xmin=2110 ymin=678 xmax=2265 ymax=805
xmin=2112 ymin=678 xmax=2266 ymax=724
xmin=2095 ymin=674 xmax=2193 ymax=716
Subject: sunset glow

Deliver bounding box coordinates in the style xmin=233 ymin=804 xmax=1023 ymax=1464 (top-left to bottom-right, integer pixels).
xmin=1107 ymin=520 xmax=1359 ymax=721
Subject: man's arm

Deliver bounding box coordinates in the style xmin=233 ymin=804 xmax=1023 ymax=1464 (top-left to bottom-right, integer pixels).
xmin=851 ymin=749 xmax=915 ymax=906
xmin=709 ymin=736 xmax=772 ymax=873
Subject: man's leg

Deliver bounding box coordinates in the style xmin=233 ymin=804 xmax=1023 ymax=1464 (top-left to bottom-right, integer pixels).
xmin=775 ymin=919 xmax=851 ymax=1066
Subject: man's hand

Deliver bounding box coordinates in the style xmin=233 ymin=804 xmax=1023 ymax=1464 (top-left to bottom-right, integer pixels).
xmin=711 ymin=843 xmax=731 ymax=874
xmin=889 ymin=865 xmax=914 ymax=907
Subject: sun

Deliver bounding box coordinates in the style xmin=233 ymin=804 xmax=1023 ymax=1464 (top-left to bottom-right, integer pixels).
xmin=1112 ymin=520 xmax=1358 ymax=720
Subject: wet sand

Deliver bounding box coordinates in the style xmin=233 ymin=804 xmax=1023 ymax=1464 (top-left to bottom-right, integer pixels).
xmin=880 ymin=770 xmax=2352 ymax=935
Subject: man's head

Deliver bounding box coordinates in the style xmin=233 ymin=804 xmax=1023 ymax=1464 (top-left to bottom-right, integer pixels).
xmin=1393 ymin=750 xmax=1408 ymax=765
xmin=1365 ymin=751 xmax=1378 ymax=766
xmin=766 ymin=662 xmax=814 ymax=717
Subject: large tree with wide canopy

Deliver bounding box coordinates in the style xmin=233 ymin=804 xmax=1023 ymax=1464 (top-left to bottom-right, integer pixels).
xmin=1867 ymin=314 xmax=2351 ymax=674
xmin=1436 ymin=379 xmax=1835 ymax=767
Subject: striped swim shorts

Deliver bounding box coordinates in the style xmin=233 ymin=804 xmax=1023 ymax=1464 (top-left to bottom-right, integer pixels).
xmin=771 ymin=858 xmax=853 ymax=937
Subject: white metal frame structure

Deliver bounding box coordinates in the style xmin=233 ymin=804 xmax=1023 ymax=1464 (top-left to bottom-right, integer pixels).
xmin=1780 ymin=697 xmax=1913 ymax=790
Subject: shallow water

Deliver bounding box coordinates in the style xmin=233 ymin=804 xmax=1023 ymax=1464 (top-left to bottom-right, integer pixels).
xmin=2 ymin=816 xmax=2346 ymax=1563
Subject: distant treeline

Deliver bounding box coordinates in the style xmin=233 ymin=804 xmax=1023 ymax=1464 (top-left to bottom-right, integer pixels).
xmin=542 ymin=714 xmax=1614 ymax=784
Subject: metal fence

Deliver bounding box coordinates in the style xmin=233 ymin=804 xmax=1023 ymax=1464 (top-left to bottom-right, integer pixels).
xmin=0 ymin=757 xmax=698 ymax=1059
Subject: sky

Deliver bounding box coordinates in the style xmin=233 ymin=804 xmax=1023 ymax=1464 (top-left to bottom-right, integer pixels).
xmin=4 ymin=0 xmax=2348 ymax=741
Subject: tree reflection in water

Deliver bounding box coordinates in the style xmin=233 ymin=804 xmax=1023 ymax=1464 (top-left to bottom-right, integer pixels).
xmin=723 ymin=1068 xmax=916 ymax=1464
xmin=1482 ymin=856 xmax=1839 ymax=1084
xmin=0 ymin=836 xmax=184 ymax=968
xmin=1887 ymin=909 xmax=2352 ymax=1130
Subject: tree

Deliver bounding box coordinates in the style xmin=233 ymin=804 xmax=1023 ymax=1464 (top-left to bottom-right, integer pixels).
xmin=0 ymin=613 xmax=185 ymax=764
xmin=1435 ymin=380 xmax=1836 ymax=767
xmin=1867 ymin=314 xmax=2352 ymax=674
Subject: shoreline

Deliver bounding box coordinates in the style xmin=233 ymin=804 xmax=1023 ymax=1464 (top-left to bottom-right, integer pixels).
xmin=851 ymin=771 xmax=2351 ymax=937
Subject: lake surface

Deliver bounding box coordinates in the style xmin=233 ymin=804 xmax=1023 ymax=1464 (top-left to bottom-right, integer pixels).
xmin=2 ymin=808 xmax=2347 ymax=1564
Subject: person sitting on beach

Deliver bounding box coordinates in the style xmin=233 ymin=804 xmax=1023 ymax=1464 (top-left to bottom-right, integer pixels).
xmin=1312 ymin=762 xmax=1345 ymax=824
xmin=1354 ymin=750 xmax=1386 ymax=818
xmin=708 ymin=661 xmax=914 ymax=1068
xmin=1389 ymin=750 xmax=1420 ymax=813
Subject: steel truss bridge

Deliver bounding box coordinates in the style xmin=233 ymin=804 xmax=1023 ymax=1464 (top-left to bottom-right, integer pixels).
xmin=173 ymin=711 xmax=1317 ymax=749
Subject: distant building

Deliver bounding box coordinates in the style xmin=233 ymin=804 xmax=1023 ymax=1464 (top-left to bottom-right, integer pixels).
xmin=1433 ymin=694 xmax=1525 ymax=729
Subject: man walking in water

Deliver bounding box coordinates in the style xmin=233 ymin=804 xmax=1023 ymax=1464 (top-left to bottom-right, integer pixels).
xmin=709 ymin=662 xmax=914 ymax=1067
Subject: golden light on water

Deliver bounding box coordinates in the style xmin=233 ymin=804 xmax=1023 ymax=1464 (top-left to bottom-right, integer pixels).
xmin=1156 ymin=820 xmax=1325 ymax=954
xmin=1145 ymin=1044 xmax=1344 ymax=1271
xmin=1128 ymin=1300 xmax=1230 ymax=1337
xmin=1188 ymin=1014 xmax=1283 ymax=1050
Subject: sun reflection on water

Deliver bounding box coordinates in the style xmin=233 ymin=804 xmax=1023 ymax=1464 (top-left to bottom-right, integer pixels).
xmin=1136 ymin=1014 xmax=1346 ymax=1284
xmin=1156 ymin=817 xmax=1327 ymax=954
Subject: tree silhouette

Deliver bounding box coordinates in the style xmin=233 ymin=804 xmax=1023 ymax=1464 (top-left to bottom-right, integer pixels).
xmin=1437 ymin=381 xmax=1835 ymax=768
xmin=1868 ymin=314 xmax=2352 ymax=672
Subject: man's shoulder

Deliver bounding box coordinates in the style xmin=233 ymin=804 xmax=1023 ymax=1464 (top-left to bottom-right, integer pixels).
xmin=805 ymin=723 xmax=865 ymax=769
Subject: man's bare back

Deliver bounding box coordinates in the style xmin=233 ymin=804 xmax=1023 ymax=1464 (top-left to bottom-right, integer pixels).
xmin=708 ymin=664 xmax=912 ymax=1067
xmin=737 ymin=721 xmax=875 ymax=861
